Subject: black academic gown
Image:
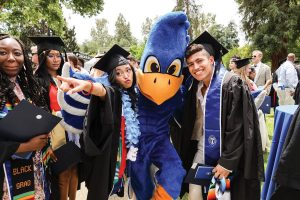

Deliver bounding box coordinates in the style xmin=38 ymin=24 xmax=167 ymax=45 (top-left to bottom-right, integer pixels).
xmin=272 ymin=105 xmax=300 ymax=198
xmin=170 ymin=72 xmax=264 ymax=200
xmin=0 ymin=142 xmax=20 ymax=198
xmin=82 ymin=86 xmax=122 ymax=200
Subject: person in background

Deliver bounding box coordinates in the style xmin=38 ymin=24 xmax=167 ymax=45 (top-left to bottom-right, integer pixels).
xmin=30 ymin=45 xmax=39 ymax=73
xmin=275 ymin=53 xmax=298 ymax=105
xmin=0 ymin=35 xmax=50 ymax=200
xmin=249 ymin=66 xmax=256 ymax=81
xmin=77 ymin=57 xmax=85 ymax=68
xmin=67 ymin=53 xmax=89 ymax=75
xmin=127 ymin=55 xmax=139 ymax=70
xmin=252 ymin=50 xmax=272 ymax=94
xmin=30 ymin=36 xmax=80 ymax=200
xmin=170 ymin=31 xmax=264 ymax=200
xmin=228 ymin=55 xmax=240 ymax=73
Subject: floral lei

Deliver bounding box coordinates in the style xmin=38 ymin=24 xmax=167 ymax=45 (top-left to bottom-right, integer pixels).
xmin=121 ymin=90 xmax=141 ymax=148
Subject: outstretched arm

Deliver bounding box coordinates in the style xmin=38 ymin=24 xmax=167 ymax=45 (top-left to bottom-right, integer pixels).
xmin=57 ymin=75 xmax=107 ymax=98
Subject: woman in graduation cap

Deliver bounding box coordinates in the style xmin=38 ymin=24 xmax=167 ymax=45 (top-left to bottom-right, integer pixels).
xmin=0 ymin=35 xmax=51 ymax=199
xmin=57 ymin=44 xmax=140 ymax=200
xmin=170 ymin=31 xmax=264 ymax=200
xmin=29 ymin=36 xmax=83 ymax=200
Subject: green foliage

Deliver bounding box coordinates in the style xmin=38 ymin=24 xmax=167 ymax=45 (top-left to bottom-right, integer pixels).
xmin=141 ymin=17 xmax=153 ymax=41
xmin=235 ymin=0 xmax=300 ymax=70
xmin=208 ymin=21 xmax=239 ymax=50
xmin=63 ymin=25 xmax=79 ymax=52
xmin=222 ymin=45 xmax=252 ymax=68
xmin=129 ymin=42 xmax=146 ymax=61
xmin=114 ymin=13 xmax=137 ymax=47
xmin=173 ymin=0 xmax=239 ymax=52
xmin=60 ymin=0 xmax=104 ymax=17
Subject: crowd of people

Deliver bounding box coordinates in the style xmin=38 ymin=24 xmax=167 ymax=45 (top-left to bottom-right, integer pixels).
xmin=0 ymin=11 xmax=300 ymax=200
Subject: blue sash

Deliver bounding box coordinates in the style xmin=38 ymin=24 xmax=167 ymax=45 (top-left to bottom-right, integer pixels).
xmin=204 ymin=63 xmax=227 ymax=165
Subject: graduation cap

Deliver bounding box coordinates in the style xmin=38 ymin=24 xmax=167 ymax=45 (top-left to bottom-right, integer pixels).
xmin=50 ymin=142 xmax=82 ymax=175
xmin=191 ymin=31 xmax=228 ymax=60
xmin=234 ymin=57 xmax=251 ymax=69
xmin=93 ymin=44 xmax=130 ymax=72
xmin=28 ymin=36 xmax=65 ymax=55
xmin=0 ymin=100 xmax=61 ymax=142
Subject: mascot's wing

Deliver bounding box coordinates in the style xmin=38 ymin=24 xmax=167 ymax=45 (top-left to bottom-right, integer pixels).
xmin=57 ymin=62 xmax=110 ymax=134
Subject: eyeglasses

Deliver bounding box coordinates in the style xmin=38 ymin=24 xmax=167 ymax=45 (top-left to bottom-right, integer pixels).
xmin=47 ymin=54 xmax=61 ymax=59
xmin=252 ymin=55 xmax=257 ymax=58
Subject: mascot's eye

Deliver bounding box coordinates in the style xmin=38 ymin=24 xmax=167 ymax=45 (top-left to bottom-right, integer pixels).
xmin=166 ymin=59 xmax=181 ymax=77
xmin=144 ymin=56 xmax=160 ymax=73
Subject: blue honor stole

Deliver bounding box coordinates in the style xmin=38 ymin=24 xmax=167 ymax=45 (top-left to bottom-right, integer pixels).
xmin=203 ymin=63 xmax=227 ymax=166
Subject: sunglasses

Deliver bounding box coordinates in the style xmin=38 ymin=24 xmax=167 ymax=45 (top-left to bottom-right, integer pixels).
xmin=252 ymin=55 xmax=257 ymax=58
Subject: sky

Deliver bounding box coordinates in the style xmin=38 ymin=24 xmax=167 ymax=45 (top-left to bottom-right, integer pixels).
xmin=63 ymin=0 xmax=244 ymax=45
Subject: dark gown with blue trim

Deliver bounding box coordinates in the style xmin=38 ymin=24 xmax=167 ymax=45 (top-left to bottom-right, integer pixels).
xmin=170 ymin=72 xmax=265 ymax=200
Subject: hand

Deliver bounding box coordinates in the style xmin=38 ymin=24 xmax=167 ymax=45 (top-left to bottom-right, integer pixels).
xmin=126 ymin=146 xmax=138 ymax=161
xmin=212 ymin=164 xmax=230 ymax=179
xmin=56 ymin=75 xmax=91 ymax=94
xmin=18 ymin=134 xmax=49 ymax=153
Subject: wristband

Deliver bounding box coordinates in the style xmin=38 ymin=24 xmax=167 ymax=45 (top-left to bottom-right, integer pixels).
xmin=82 ymin=80 xmax=94 ymax=96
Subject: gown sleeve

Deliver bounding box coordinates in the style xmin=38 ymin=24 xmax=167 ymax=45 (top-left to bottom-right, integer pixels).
xmin=83 ymin=86 xmax=116 ymax=156
xmin=218 ymin=75 xmax=245 ymax=170
xmin=0 ymin=141 xmax=19 ymax=164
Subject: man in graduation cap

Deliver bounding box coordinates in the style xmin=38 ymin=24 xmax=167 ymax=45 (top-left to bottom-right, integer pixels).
xmin=170 ymin=31 xmax=264 ymax=200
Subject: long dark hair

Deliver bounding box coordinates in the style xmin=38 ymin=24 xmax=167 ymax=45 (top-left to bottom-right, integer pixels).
xmin=0 ymin=35 xmax=47 ymax=108
xmin=108 ymin=65 xmax=137 ymax=110
xmin=35 ymin=49 xmax=64 ymax=88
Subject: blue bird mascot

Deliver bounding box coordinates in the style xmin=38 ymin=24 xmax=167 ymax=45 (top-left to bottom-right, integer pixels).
xmin=130 ymin=11 xmax=190 ymax=200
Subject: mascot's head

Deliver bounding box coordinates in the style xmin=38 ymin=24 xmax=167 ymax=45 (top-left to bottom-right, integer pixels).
xmin=137 ymin=11 xmax=190 ymax=105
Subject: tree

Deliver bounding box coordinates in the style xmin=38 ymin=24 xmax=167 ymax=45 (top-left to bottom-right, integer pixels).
xmin=141 ymin=17 xmax=153 ymax=41
xmin=90 ymin=18 xmax=113 ymax=52
xmin=173 ymin=0 xmax=217 ymax=40
xmin=0 ymin=0 xmax=104 ymax=51
xmin=208 ymin=21 xmax=239 ymax=50
xmin=63 ymin=25 xmax=79 ymax=52
xmin=235 ymin=0 xmax=300 ymax=71
xmin=173 ymin=0 xmax=239 ymax=52
xmin=114 ymin=13 xmax=137 ymax=48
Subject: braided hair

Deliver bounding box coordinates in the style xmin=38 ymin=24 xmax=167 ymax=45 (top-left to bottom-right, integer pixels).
xmin=0 ymin=35 xmax=47 ymax=109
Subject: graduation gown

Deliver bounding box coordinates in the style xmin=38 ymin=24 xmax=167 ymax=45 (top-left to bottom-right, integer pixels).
xmin=82 ymin=86 xmax=122 ymax=200
xmin=170 ymin=72 xmax=264 ymax=199
xmin=0 ymin=142 xmax=20 ymax=198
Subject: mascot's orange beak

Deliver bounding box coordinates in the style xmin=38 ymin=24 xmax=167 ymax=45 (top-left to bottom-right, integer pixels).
xmin=136 ymin=69 xmax=183 ymax=105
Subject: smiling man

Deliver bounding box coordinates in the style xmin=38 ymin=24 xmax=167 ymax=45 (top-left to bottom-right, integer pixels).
xmin=170 ymin=31 xmax=264 ymax=200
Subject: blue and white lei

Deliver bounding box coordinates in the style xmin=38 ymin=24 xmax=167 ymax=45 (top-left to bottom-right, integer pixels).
xmin=121 ymin=90 xmax=141 ymax=148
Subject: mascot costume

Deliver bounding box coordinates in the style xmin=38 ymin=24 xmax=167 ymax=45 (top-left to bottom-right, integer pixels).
xmin=130 ymin=11 xmax=190 ymax=200
xmin=57 ymin=11 xmax=190 ymax=200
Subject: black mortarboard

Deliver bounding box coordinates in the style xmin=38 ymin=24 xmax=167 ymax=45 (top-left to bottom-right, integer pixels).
xmin=51 ymin=142 xmax=82 ymax=175
xmin=0 ymin=100 xmax=61 ymax=142
xmin=28 ymin=36 xmax=65 ymax=55
xmin=191 ymin=31 xmax=228 ymax=60
xmin=93 ymin=44 xmax=130 ymax=72
xmin=234 ymin=57 xmax=251 ymax=69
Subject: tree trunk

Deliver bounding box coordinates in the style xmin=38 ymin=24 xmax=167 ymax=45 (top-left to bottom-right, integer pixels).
xmin=271 ymin=47 xmax=287 ymax=73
